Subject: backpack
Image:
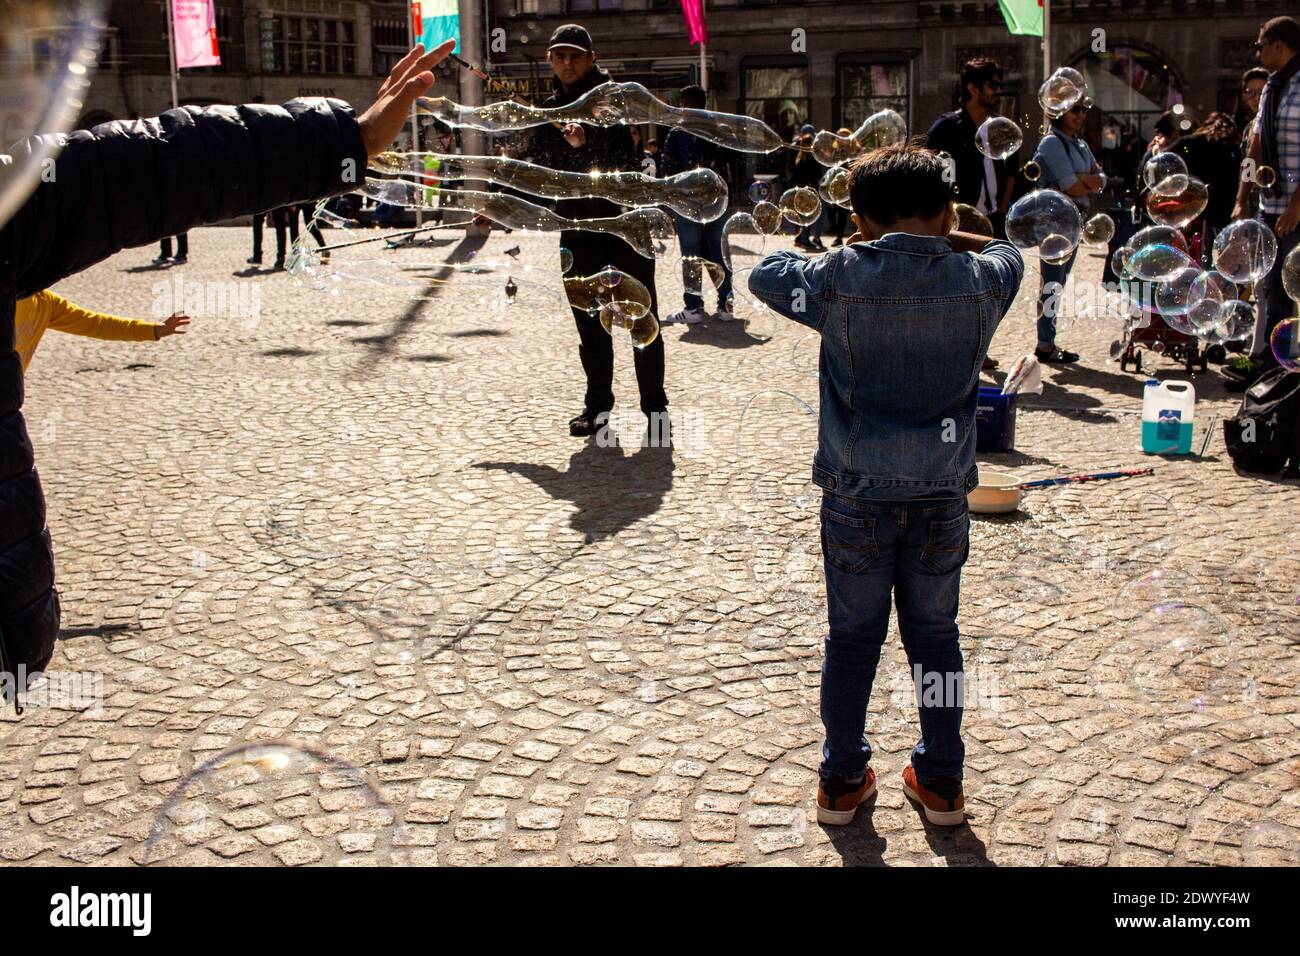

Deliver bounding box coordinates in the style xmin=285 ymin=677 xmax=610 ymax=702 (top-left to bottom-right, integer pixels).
xmin=1223 ymin=368 xmax=1300 ymax=473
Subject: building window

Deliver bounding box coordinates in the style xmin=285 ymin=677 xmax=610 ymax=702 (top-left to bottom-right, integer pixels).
xmin=567 ymin=0 xmax=622 ymax=11
xmin=372 ymin=10 xmax=407 ymax=76
xmin=261 ymin=14 xmax=356 ymax=75
xmin=1072 ymin=45 xmax=1184 ymax=142
xmin=741 ymin=63 xmax=809 ymax=143
xmin=837 ymin=60 xmax=909 ymax=131
xmin=497 ymin=0 xmax=539 ymax=12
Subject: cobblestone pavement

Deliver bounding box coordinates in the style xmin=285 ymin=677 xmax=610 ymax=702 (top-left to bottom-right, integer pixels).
xmin=2 ymin=224 xmax=1298 ymax=867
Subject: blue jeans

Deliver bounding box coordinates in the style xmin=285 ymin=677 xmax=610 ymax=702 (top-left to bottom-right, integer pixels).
xmin=1036 ymin=247 xmax=1079 ymax=349
xmin=673 ymin=212 xmax=732 ymax=311
xmin=819 ymin=492 xmax=969 ymax=785
xmin=1250 ymin=213 xmax=1300 ymax=370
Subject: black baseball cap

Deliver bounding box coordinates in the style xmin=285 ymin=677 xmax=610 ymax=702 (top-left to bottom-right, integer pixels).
xmin=548 ymin=24 xmax=593 ymax=53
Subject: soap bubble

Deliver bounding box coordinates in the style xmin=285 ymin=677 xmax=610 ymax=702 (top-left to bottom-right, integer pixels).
xmin=1082 ymin=213 xmax=1115 ymax=246
xmin=1131 ymin=224 xmax=1189 ymax=254
xmin=1127 ymin=243 xmax=1194 ymax=282
xmin=1241 ymin=820 xmax=1300 ymax=866
xmin=1126 ymin=601 xmax=1237 ymax=708
xmin=810 ymin=109 xmax=907 ymax=166
xmin=1022 ymin=160 xmax=1041 ymax=182
xmin=1213 ymin=218 xmax=1278 ymax=283
xmin=818 ymin=165 xmax=850 ymax=207
xmin=747 ymin=179 xmax=773 ymax=204
xmin=560 ymin=246 xmax=574 ymax=275
xmin=1282 ymin=244 xmax=1300 ymax=302
xmin=1155 ymin=266 xmax=1202 ymax=317
xmin=1186 ymin=270 xmax=1237 ymax=335
xmin=564 ymin=269 xmax=651 ymax=318
xmin=1250 ymin=163 xmax=1278 ymax=189
xmin=1110 ymin=246 xmax=1134 ymax=277
xmin=1272 ymin=317 xmax=1300 ymax=372
xmin=752 ymin=200 xmax=782 ymax=235
xmin=142 ymin=741 xmax=401 ymax=865
xmin=0 ymin=1 xmax=105 ymax=230
xmin=1038 ymin=72 xmax=1084 ymax=117
xmin=1006 ymin=189 xmax=1082 ymax=260
xmin=1201 ymin=300 xmax=1254 ymax=344
xmin=954 ymin=203 xmax=994 ymax=237
xmin=721 ymin=212 xmax=767 ymax=272
xmin=976 ymin=116 xmax=1023 ymax=160
xmin=600 ymin=302 xmax=660 ymax=349
xmin=778 ymin=187 xmax=822 ymax=226
xmin=1052 ymin=66 xmax=1087 ymax=89
xmin=597 ymin=265 xmax=622 ymax=288
xmin=1143 ymin=152 xmax=1188 ymax=193
xmin=1145 ymin=176 xmax=1208 ymax=228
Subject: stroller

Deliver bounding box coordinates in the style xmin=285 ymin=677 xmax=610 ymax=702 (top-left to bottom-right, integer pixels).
xmin=1105 ymin=195 xmax=1223 ymax=375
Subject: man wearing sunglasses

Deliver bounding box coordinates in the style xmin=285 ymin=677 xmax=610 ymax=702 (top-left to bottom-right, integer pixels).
xmin=1230 ymin=16 xmax=1300 ymax=387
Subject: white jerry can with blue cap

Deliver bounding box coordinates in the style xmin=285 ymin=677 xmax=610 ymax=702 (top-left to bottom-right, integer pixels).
xmin=1142 ymin=379 xmax=1195 ymax=455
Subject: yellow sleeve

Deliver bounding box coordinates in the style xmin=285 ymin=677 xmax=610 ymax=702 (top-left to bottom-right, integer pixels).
xmin=43 ymin=291 xmax=159 ymax=342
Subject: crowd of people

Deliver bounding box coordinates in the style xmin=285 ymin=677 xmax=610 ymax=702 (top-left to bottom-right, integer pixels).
xmin=2 ymin=12 xmax=1298 ymax=832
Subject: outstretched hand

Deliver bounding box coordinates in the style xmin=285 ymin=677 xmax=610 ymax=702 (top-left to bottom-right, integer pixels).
xmin=157 ymin=313 xmax=190 ymax=339
xmin=357 ymin=41 xmax=457 ymax=158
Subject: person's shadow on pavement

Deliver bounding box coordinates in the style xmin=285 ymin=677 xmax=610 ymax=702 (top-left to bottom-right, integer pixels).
xmin=474 ymin=432 xmax=674 ymax=545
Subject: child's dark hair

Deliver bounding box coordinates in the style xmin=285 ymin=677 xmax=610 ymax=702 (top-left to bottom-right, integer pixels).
xmin=847 ymin=144 xmax=951 ymax=227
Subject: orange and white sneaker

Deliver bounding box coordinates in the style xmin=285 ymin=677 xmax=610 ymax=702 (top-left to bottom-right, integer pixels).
xmin=816 ymin=767 xmax=877 ymax=825
xmin=902 ymin=765 xmax=965 ymax=826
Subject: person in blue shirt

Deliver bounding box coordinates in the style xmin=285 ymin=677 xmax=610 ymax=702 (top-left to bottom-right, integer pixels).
xmin=1032 ymin=102 xmax=1105 ymax=364
xmin=748 ymin=144 xmax=1024 ymax=828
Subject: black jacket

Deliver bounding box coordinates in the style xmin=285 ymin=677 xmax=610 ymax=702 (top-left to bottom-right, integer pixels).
xmin=926 ymin=108 xmax=1013 ymax=211
xmin=524 ymin=67 xmax=640 ymax=233
xmin=0 ymin=98 xmax=367 ymax=674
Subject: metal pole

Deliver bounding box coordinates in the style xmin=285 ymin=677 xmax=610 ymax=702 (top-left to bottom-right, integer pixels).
xmin=699 ymin=0 xmax=707 ymax=90
xmin=1041 ymin=0 xmax=1051 ymax=131
xmin=409 ymin=3 xmax=422 ymax=231
xmin=164 ymin=0 xmax=178 ymax=109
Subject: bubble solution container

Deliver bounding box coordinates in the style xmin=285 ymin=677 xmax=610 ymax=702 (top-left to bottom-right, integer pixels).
xmin=1141 ymin=378 xmax=1195 ymax=454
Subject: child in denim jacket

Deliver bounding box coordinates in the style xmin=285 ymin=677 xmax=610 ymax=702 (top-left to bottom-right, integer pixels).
xmin=748 ymin=144 xmax=1023 ymax=826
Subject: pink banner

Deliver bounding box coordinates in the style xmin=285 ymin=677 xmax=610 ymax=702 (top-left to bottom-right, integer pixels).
xmin=678 ymin=0 xmax=707 ymax=46
xmin=172 ymin=0 xmax=221 ymax=69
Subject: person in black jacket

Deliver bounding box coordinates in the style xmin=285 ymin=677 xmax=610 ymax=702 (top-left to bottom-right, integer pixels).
xmin=0 ymin=40 xmax=455 ymax=686
xmin=524 ymin=24 xmax=667 ymax=438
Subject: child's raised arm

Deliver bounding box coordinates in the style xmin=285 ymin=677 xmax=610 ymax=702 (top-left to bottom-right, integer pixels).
xmin=746 ymin=250 xmax=832 ymax=332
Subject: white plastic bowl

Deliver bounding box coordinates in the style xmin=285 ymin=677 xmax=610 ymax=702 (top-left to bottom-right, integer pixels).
xmin=968 ymin=471 xmax=1022 ymax=514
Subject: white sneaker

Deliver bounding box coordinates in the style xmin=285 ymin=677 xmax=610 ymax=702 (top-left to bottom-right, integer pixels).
xmin=665 ymin=307 xmax=704 ymax=325
xmin=713 ymin=309 xmax=737 ymax=322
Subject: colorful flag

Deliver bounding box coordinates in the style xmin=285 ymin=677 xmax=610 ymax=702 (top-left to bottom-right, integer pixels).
xmin=997 ymin=0 xmax=1044 ymax=37
xmin=679 ymin=0 xmax=707 ymax=46
xmin=412 ymin=0 xmax=460 ymax=55
xmin=172 ymin=0 xmax=220 ymax=69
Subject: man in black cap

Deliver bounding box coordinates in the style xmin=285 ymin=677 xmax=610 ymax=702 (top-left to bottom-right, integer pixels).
xmin=526 ymin=24 xmax=667 ymax=440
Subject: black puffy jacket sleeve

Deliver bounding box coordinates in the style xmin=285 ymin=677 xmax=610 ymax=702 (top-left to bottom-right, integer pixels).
xmin=0 ymin=98 xmax=367 ymax=676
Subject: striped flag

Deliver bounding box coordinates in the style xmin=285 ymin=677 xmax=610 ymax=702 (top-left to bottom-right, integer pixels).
xmin=412 ymin=0 xmax=460 ymax=55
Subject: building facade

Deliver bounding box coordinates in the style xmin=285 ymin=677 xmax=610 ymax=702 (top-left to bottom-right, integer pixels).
xmin=79 ymin=1 xmax=1292 ymax=150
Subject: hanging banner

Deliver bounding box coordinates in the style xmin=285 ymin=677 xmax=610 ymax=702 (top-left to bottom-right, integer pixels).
xmin=679 ymin=0 xmax=707 ymax=46
xmin=997 ymin=0 xmax=1044 ymax=37
xmin=172 ymin=0 xmax=221 ymax=69
xmin=412 ymin=0 xmax=460 ymax=56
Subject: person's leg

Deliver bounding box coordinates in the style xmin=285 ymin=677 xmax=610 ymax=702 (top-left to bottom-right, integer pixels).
xmin=1037 ymin=249 xmax=1078 ymax=353
xmin=272 ymin=206 xmax=289 ymax=265
xmin=157 ymin=236 xmax=172 ymax=259
xmin=819 ymin=494 xmax=900 ymax=782
xmin=287 ymin=205 xmax=300 ymax=244
xmin=610 ymin=243 xmax=667 ymax=414
xmin=1250 ymin=214 xmax=1297 ymax=373
xmin=251 ymin=213 xmax=264 ymax=262
xmin=674 ymin=214 xmax=705 ymax=313
xmin=893 ymin=498 xmax=969 ymax=785
xmin=175 ymin=232 xmax=188 ymax=260
xmin=566 ymin=239 xmax=616 ymax=417
xmin=703 ymin=215 xmax=732 ymax=311
xmin=809 ymin=207 xmax=825 ymax=244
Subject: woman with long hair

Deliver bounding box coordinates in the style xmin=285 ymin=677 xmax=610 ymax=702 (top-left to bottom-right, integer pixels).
xmin=1170 ymin=111 xmax=1242 ymax=235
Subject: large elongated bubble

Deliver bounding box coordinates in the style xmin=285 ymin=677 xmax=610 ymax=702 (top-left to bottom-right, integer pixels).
xmin=0 ymin=0 xmax=104 ymax=230
xmin=1128 ymin=243 xmax=1194 ymax=282
xmin=418 ymin=81 xmax=785 ymax=153
xmin=779 ymin=187 xmax=822 ymax=226
xmin=372 ymin=151 xmax=728 ymax=223
xmin=818 ymin=165 xmax=851 ymax=207
xmin=811 ymin=109 xmax=907 ymax=166
xmin=360 ymin=179 xmax=673 ymax=258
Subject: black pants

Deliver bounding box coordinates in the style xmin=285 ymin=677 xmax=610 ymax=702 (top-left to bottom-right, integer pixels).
xmin=566 ymin=233 xmax=666 ymax=414
xmin=159 ymin=233 xmax=187 ymax=258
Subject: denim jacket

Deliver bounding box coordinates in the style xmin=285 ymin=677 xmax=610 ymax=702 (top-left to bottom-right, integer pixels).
xmin=748 ymin=234 xmax=1023 ymax=500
